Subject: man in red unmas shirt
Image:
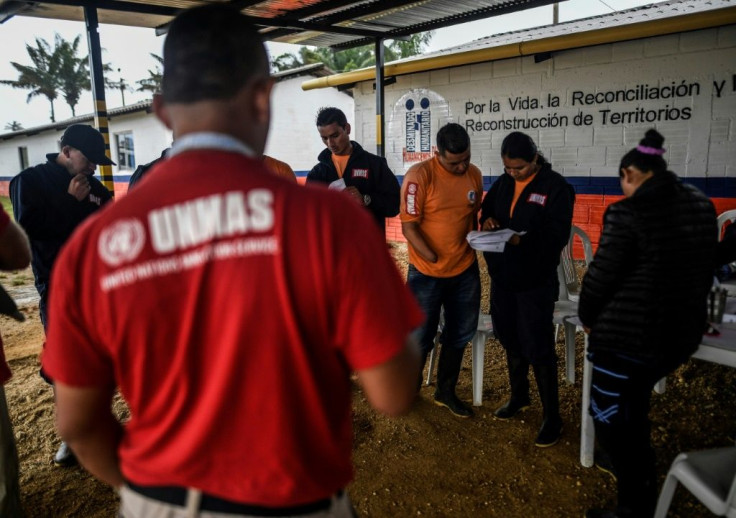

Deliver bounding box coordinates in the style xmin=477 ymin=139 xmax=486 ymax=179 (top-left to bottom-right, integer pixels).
xmin=42 ymin=5 xmax=422 ymax=517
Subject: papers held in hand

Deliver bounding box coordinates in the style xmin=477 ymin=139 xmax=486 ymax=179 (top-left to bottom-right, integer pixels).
xmin=329 ymin=178 xmax=346 ymax=191
xmin=467 ymin=229 xmax=526 ymax=253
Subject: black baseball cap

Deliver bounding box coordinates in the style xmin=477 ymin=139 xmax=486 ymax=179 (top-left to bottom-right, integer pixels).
xmin=60 ymin=124 xmax=116 ymax=166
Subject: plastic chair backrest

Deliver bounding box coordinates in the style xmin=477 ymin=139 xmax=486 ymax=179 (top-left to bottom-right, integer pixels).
xmin=558 ymin=225 xmax=593 ymax=302
xmin=727 ymin=465 xmax=736 ymax=515
xmin=717 ymin=210 xmax=736 ymax=240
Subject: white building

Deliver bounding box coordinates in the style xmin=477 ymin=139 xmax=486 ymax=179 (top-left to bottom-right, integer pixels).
xmin=0 ymin=63 xmax=353 ymax=197
xmin=302 ymin=0 xmax=736 ymax=245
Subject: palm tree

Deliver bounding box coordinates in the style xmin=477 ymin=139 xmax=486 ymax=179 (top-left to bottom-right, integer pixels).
xmin=270 ymin=32 xmax=434 ymax=73
xmin=0 ymin=37 xmax=62 ymax=122
xmin=57 ymin=35 xmax=91 ymax=117
xmin=136 ymin=53 xmax=163 ymax=93
xmin=4 ymin=121 xmax=23 ymax=131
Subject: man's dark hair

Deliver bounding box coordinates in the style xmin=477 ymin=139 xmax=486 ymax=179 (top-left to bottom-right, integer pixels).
xmin=436 ymin=123 xmax=470 ymax=155
xmin=162 ymin=4 xmax=269 ymax=103
xmin=316 ymin=107 xmax=348 ymax=128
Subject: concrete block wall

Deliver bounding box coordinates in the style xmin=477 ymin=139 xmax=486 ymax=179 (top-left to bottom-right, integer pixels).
xmin=265 ymin=77 xmax=354 ymax=175
xmin=353 ymin=25 xmax=736 ymax=249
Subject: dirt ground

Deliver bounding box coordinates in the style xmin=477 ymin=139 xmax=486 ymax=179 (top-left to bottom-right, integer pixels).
xmin=2 ymin=243 xmax=735 ymax=517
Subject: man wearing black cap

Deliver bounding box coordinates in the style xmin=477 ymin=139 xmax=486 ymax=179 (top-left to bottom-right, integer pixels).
xmin=9 ymin=123 xmax=113 ymax=467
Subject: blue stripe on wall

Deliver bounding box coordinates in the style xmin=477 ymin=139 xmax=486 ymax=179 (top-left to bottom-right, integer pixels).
xmin=393 ymin=174 xmax=736 ymax=198
xmin=2 ymin=173 xmax=734 ymax=198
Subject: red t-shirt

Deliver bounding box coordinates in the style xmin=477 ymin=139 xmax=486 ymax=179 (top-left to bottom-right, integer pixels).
xmin=43 ymin=149 xmax=423 ymax=506
xmin=0 ymin=206 xmax=12 ymax=385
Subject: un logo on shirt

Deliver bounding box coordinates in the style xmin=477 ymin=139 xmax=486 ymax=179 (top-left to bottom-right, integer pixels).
xmin=98 ymin=219 xmax=146 ymax=267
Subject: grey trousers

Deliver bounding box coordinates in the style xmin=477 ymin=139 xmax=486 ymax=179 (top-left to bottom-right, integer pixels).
xmin=0 ymin=386 xmax=23 ymax=517
xmin=119 ymin=486 xmax=356 ymax=518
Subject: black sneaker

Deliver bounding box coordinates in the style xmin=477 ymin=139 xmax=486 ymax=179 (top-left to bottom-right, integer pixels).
xmin=493 ymin=398 xmax=531 ymax=419
xmin=535 ymin=417 xmax=563 ymax=447
xmin=433 ymin=392 xmax=474 ymax=418
xmin=53 ymin=442 xmax=77 ymax=468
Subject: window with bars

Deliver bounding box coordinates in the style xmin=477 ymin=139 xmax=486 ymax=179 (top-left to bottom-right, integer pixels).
xmin=18 ymin=147 xmax=29 ymax=170
xmin=115 ymin=132 xmax=136 ymax=170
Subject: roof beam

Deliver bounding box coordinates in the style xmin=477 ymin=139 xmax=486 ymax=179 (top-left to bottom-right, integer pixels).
xmin=11 ymin=0 xmax=178 ymax=16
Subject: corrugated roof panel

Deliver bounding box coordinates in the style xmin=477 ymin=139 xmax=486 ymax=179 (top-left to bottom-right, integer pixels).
xmin=0 ymin=0 xmax=561 ymax=48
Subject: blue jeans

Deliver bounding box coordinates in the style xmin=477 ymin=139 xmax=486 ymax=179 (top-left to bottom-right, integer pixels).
xmin=407 ymin=261 xmax=481 ymax=356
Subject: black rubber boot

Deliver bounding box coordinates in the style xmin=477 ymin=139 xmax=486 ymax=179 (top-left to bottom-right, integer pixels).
xmin=533 ymin=364 xmax=562 ymax=447
xmin=433 ymin=346 xmax=473 ymax=418
xmin=494 ymin=352 xmax=531 ymax=419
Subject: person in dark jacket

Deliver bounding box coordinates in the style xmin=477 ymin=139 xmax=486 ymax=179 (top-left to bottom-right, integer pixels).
xmin=9 ymin=123 xmax=113 ymax=467
xmin=128 ymin=148 xmax=169 ymax=189
xmin=579 ymin=129 xmax=717 ymax=518
xmin=307 ymin=107 xmax=400 ymax=233
xmin=480 ymin=131 xmax=574 ymax=448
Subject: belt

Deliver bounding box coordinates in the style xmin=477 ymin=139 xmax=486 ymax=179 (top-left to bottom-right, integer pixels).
xmin=126 ymin=482 xmax=338 ymax=516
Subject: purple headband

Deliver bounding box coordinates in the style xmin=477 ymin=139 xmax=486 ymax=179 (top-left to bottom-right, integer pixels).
xmin=636 ymin=145 xmax=665 ymax=156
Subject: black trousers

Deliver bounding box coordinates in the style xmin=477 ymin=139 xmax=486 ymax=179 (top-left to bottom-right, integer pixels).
xmin=589 ymin=352 xmax=674 ymax=518
xmin=490 ymin=278 xmax=557 ymax=366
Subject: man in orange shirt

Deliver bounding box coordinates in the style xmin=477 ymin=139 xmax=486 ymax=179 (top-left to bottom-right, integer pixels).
xmin=400 ymin=123 xmax=483 ymax=418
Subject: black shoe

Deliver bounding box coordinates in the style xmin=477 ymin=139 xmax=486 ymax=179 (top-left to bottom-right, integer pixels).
xmin=535 ymin=417 xmax=562 ymax=447
xmin=493 ymin=398 xmax=531 ymax=419
xmin=53 ymin=442 xmax=77 ymax=467
xmin=434 ymin=391 xmax=474 ymax=418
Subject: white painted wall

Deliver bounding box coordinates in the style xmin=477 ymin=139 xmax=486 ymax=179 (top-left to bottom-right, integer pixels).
xmin=108 ymin=111 xmax=173 ymax=173
xmin=351 ymin=25 xmax=736 ymax=184
xmin=264 ymin=75 xmax=354 ymax=174
xmin=0 ymin=131 xmax=63 ymax=179
xmin=0 ymin=76 xmax=353 ymax=181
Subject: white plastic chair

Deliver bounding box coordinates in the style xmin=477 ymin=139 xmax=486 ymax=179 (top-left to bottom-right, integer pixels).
xmin=554 ymin=225 xmax=593 ymax=384
xmin=718 ymin=209 xmax=736 ymax=240
xmin=425 ymin=312 xmax=494 ymax=407
xmin=654 ymin=446 xmax=736 ymax=518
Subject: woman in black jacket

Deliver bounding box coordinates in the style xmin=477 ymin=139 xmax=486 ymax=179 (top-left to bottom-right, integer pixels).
xmin=579 ymin=129 xmax=717 ymax=518
xmin=480 ymin=132 xmax=574 ymax=448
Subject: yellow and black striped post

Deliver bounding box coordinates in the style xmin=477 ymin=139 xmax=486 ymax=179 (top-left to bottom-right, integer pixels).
xmin=84 ymin=6 xmax=115 ymax=197
xmin=375 ymin=38 xmax=385 ymax=158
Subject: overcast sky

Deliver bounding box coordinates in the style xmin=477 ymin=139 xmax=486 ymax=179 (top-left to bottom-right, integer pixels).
xmin=0 ymin=0 xmax=656 ymax=130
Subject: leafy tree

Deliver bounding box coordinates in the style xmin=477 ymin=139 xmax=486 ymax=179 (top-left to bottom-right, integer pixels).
xmin=271 ymin=32 xmax=434 ymax=73
xmin=136 ymin=53 xmax=163 ymax=93
xmin=2 ymin=33 xmax=117 ymax=122
xmin=57 ymin=35 xmax=91 ymax=117
xmin=0 ymin=37 xmax=62 ymax=122
xmin=4 ymin=121 xmax=23 ymax=131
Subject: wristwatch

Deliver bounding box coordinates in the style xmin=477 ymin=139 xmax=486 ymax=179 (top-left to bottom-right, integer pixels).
xmin=363 ymin=194 xmax=372 ymax=206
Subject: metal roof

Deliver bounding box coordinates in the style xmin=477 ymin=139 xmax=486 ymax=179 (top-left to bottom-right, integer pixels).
xmin=0 ymin=0 xmax=564 ymax=49
xmin=416 ymin=0 xmax=735 ymax=58
xmin=301 ymin=0 xmax=736 ymax=89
